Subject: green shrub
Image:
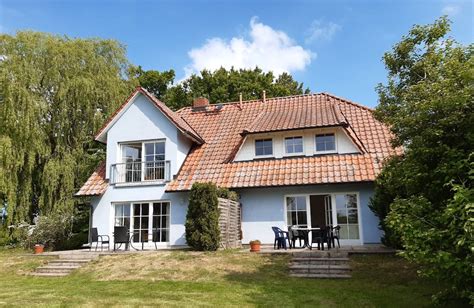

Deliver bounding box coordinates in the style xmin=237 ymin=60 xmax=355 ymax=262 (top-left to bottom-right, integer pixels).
xmin=25 ymin=214 xmax=73 ymax=250
xmin=216 ymin=187 xmax=239 ymax=202
xmin=185 ymin=182 xmax=220 ymax=251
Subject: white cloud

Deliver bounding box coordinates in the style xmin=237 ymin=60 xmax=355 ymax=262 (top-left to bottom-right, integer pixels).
xmin=184 ymin=17 xmax=314 ymax=78
xmin=305 ymin=20 xmax=341 ymax=44
xmin=441 ymin=5 xmax=461 ymax=16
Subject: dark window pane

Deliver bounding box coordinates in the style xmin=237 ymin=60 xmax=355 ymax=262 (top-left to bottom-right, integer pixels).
xmin=153 ymin=217 xmax=159 ymax=229
xmin=297 ymin=212 xmax=307 ymax=225
xmin=134 ymin=205 xmax=140 ymax=216
xmin=162 ymin=203 xmax=169 ymax=215
xmin=255 ymin=147 xmax=264 ymax=156
xmin=141 ymin=217 xmax=149 ymax=229
xmin=145 ymin=143 xmax=154 ymax=155
xmin=162 ymin=216 xmax=168 ymax=228
xmin=153 ymin=203 xmax=161 ymax=215
xmin=141 ymin=230 xmax=148 ymax=242
xmin=294 ymin=144 xmax=303 ymax=153
xmin=161 ymin=230 xmax=168 ymax=242
xmin=123 ymin=218 xmax=130 ymax=229
xmin=291 ymin=212 xmax=297 ymax=225
xmin=155 ymin=142 xmax=165 ymax=154
xmin=142 ymin=204 xmax=149 ymax=215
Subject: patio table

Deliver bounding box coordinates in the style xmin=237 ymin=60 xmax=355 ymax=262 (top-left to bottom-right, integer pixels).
xmin=292 ymin=227 xmax=321 ymax=249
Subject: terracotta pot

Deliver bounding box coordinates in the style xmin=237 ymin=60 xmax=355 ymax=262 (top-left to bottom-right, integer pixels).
xmin=34 ymin=244 xmax=44 ymax=254
xmin=250 ymin=243 xmax=261 ymax=252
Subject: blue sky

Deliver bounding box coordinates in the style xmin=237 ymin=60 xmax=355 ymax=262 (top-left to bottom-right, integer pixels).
xmin=1 ymin=0 xmax=472 ymax=107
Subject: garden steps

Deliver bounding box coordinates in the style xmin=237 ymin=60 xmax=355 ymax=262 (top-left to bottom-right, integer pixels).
xmin=31 ymin=252 xmax=99 ymax=277
xmin=289 ymin=252 xmax=351 ymax=279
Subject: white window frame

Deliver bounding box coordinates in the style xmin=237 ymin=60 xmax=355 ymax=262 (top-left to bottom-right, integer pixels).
xmin=112 ymin=200 xmax=171 ymax=247
xmin=314 ymin=133 xmax=337 ymax=154
xmin=283 ymin=192 xmax=363 ymax=245
xmin=284 ymin=136 xmax=304 ymax=156
xmin=254 ymin=138 xmax=274 ymax=158
xmin=119 ymin=139 xmax=166 ymax=182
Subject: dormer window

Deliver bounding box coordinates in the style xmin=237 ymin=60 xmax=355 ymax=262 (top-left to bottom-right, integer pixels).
xmin=285 ymin=136 xmax=304 ymax=154
xmin=315 ymin=133 xmax=336 ymax=153
xmin=255 ymin=139 xmax=273 ymax=156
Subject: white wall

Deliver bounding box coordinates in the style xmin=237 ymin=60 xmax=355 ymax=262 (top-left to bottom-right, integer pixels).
xmin=92 ymin=93 xmax=193 ymax=247
xmin=236 ymin=183 xmax=382 ymax=245
xmin=234 ymin=127 xmax=359 ymax=161
xmin=105 ymin=93 xmax=192 ymax=179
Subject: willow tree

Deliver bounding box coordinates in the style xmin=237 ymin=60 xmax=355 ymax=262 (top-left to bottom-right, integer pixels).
xmin=0 ymin=31 xmax=133 ymax=229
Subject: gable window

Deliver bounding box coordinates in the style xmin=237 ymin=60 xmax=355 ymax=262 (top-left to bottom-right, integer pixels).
xmin=285 ymin=136 xmax=304 ymax=154
xmin=315 ymin=133 xmax=336 ymax=152
xmin=114 ymin=140 xmax=169 ymax=183
xmin=255 ymin=139 xmax=273 ymax=156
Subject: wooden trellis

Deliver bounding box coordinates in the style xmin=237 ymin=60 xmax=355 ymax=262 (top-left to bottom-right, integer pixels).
xmin=218 ymin=198 xmax=242 ymax=249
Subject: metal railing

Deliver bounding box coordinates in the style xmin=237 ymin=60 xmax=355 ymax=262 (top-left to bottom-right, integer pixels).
xmin=111 ymin=160 xmax=171 ymax=184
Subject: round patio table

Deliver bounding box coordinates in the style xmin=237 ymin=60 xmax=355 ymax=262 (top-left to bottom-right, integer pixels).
xmin=292 ymin=227 xmax=321 ymax=249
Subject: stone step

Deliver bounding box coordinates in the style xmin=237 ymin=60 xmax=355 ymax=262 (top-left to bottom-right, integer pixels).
xmin=289 ymin=273 xmax=352 ymax=279
xmin=36 ymin=266 xmax=80 ymax=273
xmin=58 ymin=254 xmax=99 ymax=260
xmin=292 ymin=252 xmax=348 ymax=258
xmin=289 ymin=264 xmax=351 ymax=270
xmin=290 ymin=268 xmax=351 ymax=275
xmin=48 ymin=260 xmax=92 ymax=267
xmin=31 ymin=273 xmax=69 ymax=277
xmin=292 ymin=257 xmax=349 ymax=262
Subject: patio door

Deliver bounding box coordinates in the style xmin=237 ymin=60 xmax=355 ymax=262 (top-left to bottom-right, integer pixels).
xmin=332 ymin=194 xmax=360 ymax=242
xmin=132 ymin=203 xmax=149 ymax=243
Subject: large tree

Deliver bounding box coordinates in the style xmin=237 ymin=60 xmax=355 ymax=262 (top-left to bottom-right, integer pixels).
xmin=370 ymin=17 xmax=473 ymax=303
xmin=135 ymin=67 xmax=310 ymax=110
xmin=0 ymin=32 xmax=133 ymax=230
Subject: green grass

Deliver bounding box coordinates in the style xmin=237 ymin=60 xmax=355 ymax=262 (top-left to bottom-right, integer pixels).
xmin=0 ymin=248 xmax=448 ymax=307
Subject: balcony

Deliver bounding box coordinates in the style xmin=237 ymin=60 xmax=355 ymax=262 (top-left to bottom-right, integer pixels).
xmin=111 ymin=160 xmax=171 ymax=184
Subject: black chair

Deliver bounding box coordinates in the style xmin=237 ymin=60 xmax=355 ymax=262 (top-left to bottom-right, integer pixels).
xmin=331 ymin=225 xmax=341 ymax=248
xmin=90 ymin=227 xmax=110 ymax=251
xmin=271 ymin=226 xmax=290 ymax=250
xmin=113 ymin=226 xmax=130 ymax=251
xmin=288 ymin=226 xmax=304 ymax=248
xmin=311 ymin=227 xmax=331 ymax=250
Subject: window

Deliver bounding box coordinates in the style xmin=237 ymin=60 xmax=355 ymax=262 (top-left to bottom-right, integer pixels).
xmin=255 ymin=139 xmax=273 ymax=156
xmin=286 ymin=196 xmax=308 ymax=227
xmin=334 ymin=194 xmax=359 ymax=240
xmin=114 ymin=201 xmax=170 ymax=244
xmin=153 ymin=202 xmax=170 ymax=242
xmin=144 ymin=141 xmax=165 ymax=180
xmin=119 ymin=141 xmax=166 ymax=182
xmin=315 ymin=133 xmax=336 ymax=152
xmin=285 ymin=136 xmax=303 ymax=154
xmin=114 ymin=203 xmax=131 ymax=230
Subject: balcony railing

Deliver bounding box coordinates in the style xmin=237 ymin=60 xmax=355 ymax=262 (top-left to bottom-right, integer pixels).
xmin=111 ymin=160 xmax=171 ymax=184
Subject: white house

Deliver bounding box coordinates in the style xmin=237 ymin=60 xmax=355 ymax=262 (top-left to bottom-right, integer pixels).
xmin=77 ymin=87 xmax=398 ymax=248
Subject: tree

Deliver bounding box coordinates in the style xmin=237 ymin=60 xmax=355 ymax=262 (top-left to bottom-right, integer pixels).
xmin=0 ymin=32 xmax=133 ymax=236
xmin=129 ymin=66 xmax=175 ymax=100
xmin=370 ymin=17 xmax=473 ymax=303
xmin=185 ymin=182 xmax=220 ymax=251
xmin=135 ymin=67 xmax=310 ymax=110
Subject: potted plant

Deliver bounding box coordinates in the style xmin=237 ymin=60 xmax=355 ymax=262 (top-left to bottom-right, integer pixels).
xmin=249 ymin=240 xmax=261 ymax=252
xmin=34 ymin=243 xmax=44 ymax=254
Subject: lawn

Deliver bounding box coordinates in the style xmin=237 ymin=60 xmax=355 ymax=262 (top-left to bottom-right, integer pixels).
xmin=0 ymin=248 xmax=446 ymax=307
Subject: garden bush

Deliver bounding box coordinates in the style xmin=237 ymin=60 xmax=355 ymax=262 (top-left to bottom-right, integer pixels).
xmin=185 ymin=182 xmax=220 ymax=251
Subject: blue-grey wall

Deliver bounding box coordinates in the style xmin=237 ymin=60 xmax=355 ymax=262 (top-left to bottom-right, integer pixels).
xmin=236 ymin=183 xmax=381 ymax=245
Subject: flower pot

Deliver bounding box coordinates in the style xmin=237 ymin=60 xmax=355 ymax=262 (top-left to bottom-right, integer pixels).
xmin=250 ymin=243 xmax=261 ymax=252
xmin=34 ymin=244 xmax=44 ymax=254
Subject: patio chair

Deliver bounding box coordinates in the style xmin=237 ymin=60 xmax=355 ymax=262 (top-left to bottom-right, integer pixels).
xmin=331 ymin=225 xmax=341 ymax=248
xmin=288 ymin=226 xmax=304 ymax=248
xmin=310 ymin=227 xmax=331 ymax=250
xmin=271 ymin=226 xmax=290 ymax=250
xmin=90 ymin=227 xmax=110 ymax=251
xmin=113 ymin=226 xmax=130 ymax=251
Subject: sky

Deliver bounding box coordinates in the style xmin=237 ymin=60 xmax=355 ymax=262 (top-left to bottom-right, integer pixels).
xmin=0 ymin=0 xmax=472 ymax=107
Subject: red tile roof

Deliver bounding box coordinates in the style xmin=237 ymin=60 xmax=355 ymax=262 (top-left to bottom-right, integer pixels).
xmin=243 ymin=102 xmax=347 ymax=134
xmin=166 ymin=93 xmax=397 ymax=191
xmin=94 ymin=87 xmax=204 ymax=144
xmin=75 ymin=162 xmax=108 ymax=196
xmin=77 ymin=91 xmax=398 ymax=195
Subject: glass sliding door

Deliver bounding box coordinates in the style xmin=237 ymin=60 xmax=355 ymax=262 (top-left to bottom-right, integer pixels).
xmin=122 ymin=143 xmax=142 ymax=182
xmin=133 ymin=203 xmax=150 ymax=243
xmin=334 ymin=194 xmax=360 ymax=240
xmin=152 ymin=202 xmax=170 ymax=242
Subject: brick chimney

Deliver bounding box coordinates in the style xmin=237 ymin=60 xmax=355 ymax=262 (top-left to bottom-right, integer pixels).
xmin=193 ymin=97 xmax=209 ymax=109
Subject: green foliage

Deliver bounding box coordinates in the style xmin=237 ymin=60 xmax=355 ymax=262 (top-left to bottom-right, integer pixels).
xmin=216 ymin=187 xmax=239 ymax=202
xmin=371 ymin=16 xmax=474 ymax=303
xmin=25 ymin=214 xmax=73 ymax=250
xmin=135 ymin=67 xmax=310 ymax=110
xmin=185 ymin=182 xmax=220 ymax=251
xmin=0 ymin=32 xmax=133 ymax=232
